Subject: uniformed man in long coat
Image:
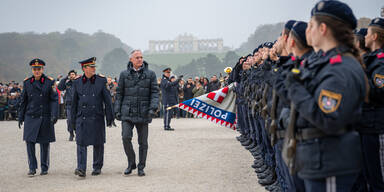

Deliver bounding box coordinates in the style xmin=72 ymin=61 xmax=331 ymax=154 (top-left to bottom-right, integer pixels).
xmin=18 ymin=58 xmax=59 ymax=176
xmin=71 ymin=57 xmax=114 ymax=177
xmin=58 ymin=70 xmax=77 ymax=141
xmin=160 ymin=68 xmax=182 ymax=131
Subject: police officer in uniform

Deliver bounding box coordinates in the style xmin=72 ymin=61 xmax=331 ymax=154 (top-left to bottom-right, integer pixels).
xmin=71 ymin=57 xmax=114 ymax=177
xmin=18 ymin=58 xmax=58 ymax=176
xmin=160 ymin=68 xmax=182 ymax=131
xmin=358 ymin=17 xmax=384 ymax=191
xmin=284 ymin=1 xmax=367 ymax=190
xmin=58 ymin=70 xmax=77 ymax=141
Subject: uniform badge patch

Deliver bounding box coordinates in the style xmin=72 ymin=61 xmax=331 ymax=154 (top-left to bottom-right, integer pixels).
xmin=318 ymin=89 xmax=342 ymax=114
xmin=374 ymin=74 xmax=384 ymax=88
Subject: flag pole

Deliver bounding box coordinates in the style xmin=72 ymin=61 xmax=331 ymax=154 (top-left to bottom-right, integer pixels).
xmin=166 ymin=105 xmax=178 ymax=110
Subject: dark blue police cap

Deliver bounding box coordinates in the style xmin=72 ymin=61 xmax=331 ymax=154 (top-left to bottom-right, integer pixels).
xmin=285 ymin=20 xmax=297 ymax=31
xmin=163 ymin=67 xmax=171 ymax=72
xmin=29 ymin=58 xmax=45 ymax=68
xmin=369 ymin=18 xmax=384 ymax=29
xmin=311 ymin=0 xmax=357 ymax=29
xmin=291 ymin=21 xmax=309 ymax=46
xmin=263 ymin=42 xmax=274 ymax=48
xmin=253 ymin=47 xmax=259 ymax=55
xmin=79 ymin=57 xmax=96 ymax=67
xmin=354 ymin=28 xmax=367 ymax=37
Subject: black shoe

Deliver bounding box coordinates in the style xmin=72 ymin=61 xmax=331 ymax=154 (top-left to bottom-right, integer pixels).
xmin=91 ymin=169 xmax=101 ymax=176
xmin=236 ymin=135 xmax=246 ymax=141
xmin=245 ymin=142 xmax=256 ymax=150
xmin=256 ymin=169 xmax=272 ymax=179
xmin=265 ymin=180 xmax=282 ymax=191
xmin=138 ymin=169 xmax=145 ymax=177
xmin=255 ymin=164 xmax=268 ymax=173
xmin=124 ymin=164 xmax=137 ymax=175
xmin=27 ymin=169 xmax=36 ymax=176
xmin=252 ymin=160 xmax=264 ymax=169
xmin=238 ymin=136 xmax=249 ymax=143
xmin=75 ymin=169 xmax=86 ymax=177
xmin=241 ymin=139 xmax=252 ymax=146
xmin=249 ymin=146 xmax=263 ymax=153
xmin=164 ymin=127 xmax=175 ymax=131
xmin=258 ymin=173 xmax=276 ymax=186
xmin=40 ymin=170 xmax=48 ymax=175
xmin=251 ymin=151 xmax=263 ymax=157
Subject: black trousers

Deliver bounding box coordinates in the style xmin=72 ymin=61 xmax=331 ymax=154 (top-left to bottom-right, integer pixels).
xmin=66 ymin=104 xmax=74 ymax=133
xmin=26 ymin=142 xmax=50 ymax=171
xmin=163 ymin=104 xmax=175 ymax=128
xmin=76 ymin=144 xmax=104 ymax=171
xmin=122 ymin=121 xmax=148 ymax=170
xmin=360 ymin=133 xmax=384 ymax=190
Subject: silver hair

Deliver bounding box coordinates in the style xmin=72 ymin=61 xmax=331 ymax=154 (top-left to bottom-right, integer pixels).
xmin=129 ymin=49 xmax=142 ymax=59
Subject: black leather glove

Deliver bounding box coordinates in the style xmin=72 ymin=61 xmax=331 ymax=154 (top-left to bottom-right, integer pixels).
xmin=115 ymin=112 xmax=121 ymax=121
xmin=148 ymin=109 xmax=156 ymax=118
xmin=18 ymin=120 xmax=23 ymax=129
xmin=51 ymin=117 xmax=58 ymax=125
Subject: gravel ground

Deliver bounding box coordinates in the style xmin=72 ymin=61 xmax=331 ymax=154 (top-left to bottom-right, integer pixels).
xmin=0 ymin=118 xmax=266 ymax=192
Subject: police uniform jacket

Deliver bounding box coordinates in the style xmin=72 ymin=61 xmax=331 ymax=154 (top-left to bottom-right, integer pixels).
xmin=285 ymin=46 xmax=366 ymax=179
xmin=160 ymin=75 xmax=179 ymax=106
xmin=71 ymin=74 xmax=114 ymax=146
xmin=18 ymin=74 xmax=58 ymax=143
xmin=58 ymin=77 xmax=75 ymax=105
xmin=359 ymin=48 xmax=384 ymax=134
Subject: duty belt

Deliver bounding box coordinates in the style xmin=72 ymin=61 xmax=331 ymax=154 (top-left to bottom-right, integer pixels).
xmin=295 ymin=128 xmax=327 ymax=142
xmin=275 ymin=128 xmax=329 ymax=141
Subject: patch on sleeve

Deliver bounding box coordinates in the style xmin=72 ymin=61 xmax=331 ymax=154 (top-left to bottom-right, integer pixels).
xmin=318 ymin=89 xmax=342 ymax=114
xmin=374 ymin=74 xmax=384 ymax=88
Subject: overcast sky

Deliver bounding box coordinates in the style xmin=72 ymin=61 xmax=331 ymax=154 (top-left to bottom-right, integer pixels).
xmin=0 ymin=0 xmax=382 ymax=50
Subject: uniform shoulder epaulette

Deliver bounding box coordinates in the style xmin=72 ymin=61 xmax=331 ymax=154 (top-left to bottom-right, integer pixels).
xmin=74 ymin=75 xmax=81 ymax=80
xmin=47 ymin=76 xmax=54 ymax=81
xmin=97 ymin=74 xmax=105 ymax=78
xmin=329 ymin=54 xmax=342 ymax=65
xmin=377 ymin=52 xmax=384 ymax=59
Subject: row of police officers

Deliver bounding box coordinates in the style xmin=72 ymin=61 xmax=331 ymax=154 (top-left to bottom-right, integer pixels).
xmin=230 ymin=1 xmax=384 ymax=191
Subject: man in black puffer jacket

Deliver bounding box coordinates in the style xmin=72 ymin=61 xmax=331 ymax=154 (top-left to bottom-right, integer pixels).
xmin=115 ymin=50 xmax=159 ymax=177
